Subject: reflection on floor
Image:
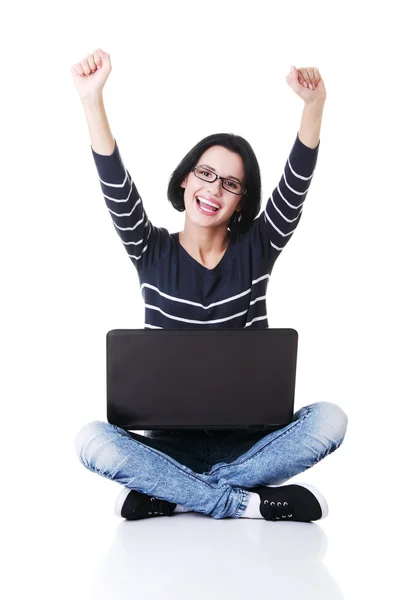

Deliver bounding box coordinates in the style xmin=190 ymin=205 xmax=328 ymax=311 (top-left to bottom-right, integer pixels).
xmin=90 ymin=514 xmax=343 ymax=599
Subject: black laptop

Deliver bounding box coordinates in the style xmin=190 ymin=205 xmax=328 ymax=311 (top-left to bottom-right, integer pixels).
xmin=106 ymin=328 xmax=298 ymax=431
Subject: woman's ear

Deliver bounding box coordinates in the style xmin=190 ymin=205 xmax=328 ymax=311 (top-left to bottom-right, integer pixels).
xmin=236 ymin=198 xmax=244 ymax=212
xmin=180 ymin=176 xmax=188 ymax=189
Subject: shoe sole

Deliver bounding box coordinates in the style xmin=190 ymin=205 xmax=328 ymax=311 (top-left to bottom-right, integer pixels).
xmin=114 ymin=486 xmax=132 ymax=518
xmin=297 ymin=482 xmax=329 ymax=519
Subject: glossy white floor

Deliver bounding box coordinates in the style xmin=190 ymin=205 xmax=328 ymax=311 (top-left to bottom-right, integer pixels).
xmin=7 ymin=407 xmax=396 ymax=600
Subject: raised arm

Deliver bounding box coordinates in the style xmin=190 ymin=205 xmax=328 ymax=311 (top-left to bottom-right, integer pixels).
xmin=82 ymin=93 xmax=152 ymax=265
xmin=251 ymin=66 xmax=326 ymax=266
xmin=71 ymin=49 xmax=167 ymax=271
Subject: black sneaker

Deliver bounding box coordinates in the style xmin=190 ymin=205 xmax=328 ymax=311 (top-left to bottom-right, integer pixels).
xmin=251 ymin=483 xmax=328 ymax=522
xmin=115 ymin=487 xmax=177 ymax=520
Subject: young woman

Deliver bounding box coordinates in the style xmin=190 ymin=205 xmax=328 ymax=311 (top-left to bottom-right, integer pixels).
xmin=72 ymin=48 xmax=348 ymax=523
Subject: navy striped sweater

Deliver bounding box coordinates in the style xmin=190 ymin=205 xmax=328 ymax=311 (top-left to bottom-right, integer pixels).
xmin=91 ymin=134 xmax=319 ymax=329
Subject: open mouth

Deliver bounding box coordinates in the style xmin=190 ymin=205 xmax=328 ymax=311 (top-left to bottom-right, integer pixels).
xmin=196 ymin=196 xmax=221 ymax=213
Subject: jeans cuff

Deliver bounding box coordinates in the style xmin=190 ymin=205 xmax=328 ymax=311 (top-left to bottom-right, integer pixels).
xmin=232 ymin=488 xmax=249 ymax=518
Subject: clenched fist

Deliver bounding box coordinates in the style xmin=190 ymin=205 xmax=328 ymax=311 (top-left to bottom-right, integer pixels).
xmin=71 ymin=48 xmax=112 ymax=100
xmin=286 ymin=66 xmax=327 ymax=104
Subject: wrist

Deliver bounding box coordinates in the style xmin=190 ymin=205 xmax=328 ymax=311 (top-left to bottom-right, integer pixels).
xmin=80 ymin=92 xmax=104 ymax=108
xmin=304 ymin=97 xmax=326 ymax=108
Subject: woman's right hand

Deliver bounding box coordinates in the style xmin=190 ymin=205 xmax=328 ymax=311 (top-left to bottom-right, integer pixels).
xmin=71 ymin=48 xmax=112 ymax=100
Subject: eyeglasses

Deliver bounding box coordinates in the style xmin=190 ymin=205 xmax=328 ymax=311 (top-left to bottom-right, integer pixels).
xmin=191 ymin=166 xmax=247 ymax=195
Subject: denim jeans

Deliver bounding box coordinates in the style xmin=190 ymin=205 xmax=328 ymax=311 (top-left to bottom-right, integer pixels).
xmin=75 ymin=401 xmax=348 ymax=519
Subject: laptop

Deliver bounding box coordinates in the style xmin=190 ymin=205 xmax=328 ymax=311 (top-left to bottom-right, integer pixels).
xmin=106 ymin=328 xmax=298 ymax=431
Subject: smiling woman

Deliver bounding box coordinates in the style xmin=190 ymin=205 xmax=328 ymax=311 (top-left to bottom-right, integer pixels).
xmin=168 ymin=132 xmax=261 ymax=236
xmin=89 ymin=129 xmax=315 ymax=321
xmin=191 ymin=164 xmax=244 ymax=215
xmin=71 ymin=48 xmax=348 ymax=525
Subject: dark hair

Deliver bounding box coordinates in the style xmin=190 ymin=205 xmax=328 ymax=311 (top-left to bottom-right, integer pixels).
xmin=167 ymin=133 xmax=262 ymax=235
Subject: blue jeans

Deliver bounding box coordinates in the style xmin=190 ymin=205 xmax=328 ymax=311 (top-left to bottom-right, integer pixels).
xmin=75 ymin=402 xmax=348 ymax=519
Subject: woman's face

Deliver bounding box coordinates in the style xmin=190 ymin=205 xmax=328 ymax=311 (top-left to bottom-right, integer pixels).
xmin=180 ymin=145 xmax=245 ymax=230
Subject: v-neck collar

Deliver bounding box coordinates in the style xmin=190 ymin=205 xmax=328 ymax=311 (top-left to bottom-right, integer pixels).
xmin=172 ymin=232 xmax=237 ymax=277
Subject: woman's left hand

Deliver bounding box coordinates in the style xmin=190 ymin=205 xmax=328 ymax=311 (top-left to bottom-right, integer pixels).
xmin=286 ymin=66 xmax=327 ymax=104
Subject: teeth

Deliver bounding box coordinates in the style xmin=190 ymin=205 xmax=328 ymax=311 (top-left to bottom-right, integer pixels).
xmin=197 ymin=196 xmax=220 ymax=209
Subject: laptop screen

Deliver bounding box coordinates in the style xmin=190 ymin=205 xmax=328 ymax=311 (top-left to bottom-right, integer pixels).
xmin=107 ymin=329 xmax=298 ymax=430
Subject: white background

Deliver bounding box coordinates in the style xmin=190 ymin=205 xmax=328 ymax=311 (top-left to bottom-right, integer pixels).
xmin=2 ymin=0 xmax=399 ymax=598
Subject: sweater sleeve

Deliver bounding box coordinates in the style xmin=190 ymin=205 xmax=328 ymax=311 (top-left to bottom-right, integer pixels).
xmin=250 ymin=133 xmax=320 ymax=267
xmin=91 ymin=139 xmax=170 ymax=272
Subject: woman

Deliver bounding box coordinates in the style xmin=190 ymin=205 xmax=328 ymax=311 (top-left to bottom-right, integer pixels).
xmin=71 ymin=48 xmax=348 ymax=522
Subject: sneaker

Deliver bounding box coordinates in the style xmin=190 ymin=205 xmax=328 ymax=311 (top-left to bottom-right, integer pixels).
xmin=251 ymin=483 xmax=328 ymax=522
xmin=114 ymin=487 xmax=177 ymax=520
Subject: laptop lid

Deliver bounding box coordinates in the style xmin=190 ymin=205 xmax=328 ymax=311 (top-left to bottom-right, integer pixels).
xmin=106 ymin=328 xmax=298 ymax=430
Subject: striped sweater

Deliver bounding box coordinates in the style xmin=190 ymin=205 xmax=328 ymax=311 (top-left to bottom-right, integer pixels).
xmin=91 ymin=134 xmax=319 ymax=329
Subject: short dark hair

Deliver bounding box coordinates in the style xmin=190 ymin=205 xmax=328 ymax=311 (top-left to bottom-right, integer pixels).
xmin=167 ymin=133 xmax=262 ymax=235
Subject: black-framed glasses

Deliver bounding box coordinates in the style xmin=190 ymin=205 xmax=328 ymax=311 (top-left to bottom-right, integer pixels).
xmin=191 ymin=166 xmax=247 ymax=195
